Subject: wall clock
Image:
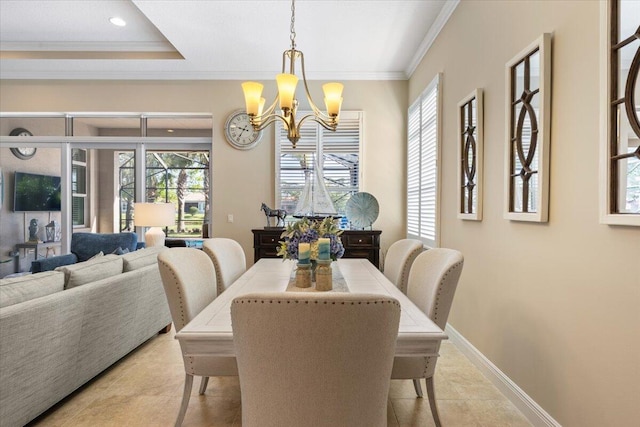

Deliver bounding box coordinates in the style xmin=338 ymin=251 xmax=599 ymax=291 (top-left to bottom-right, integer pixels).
xmin=224 ymin=110 xmax=263 ymax=150
xmin=9 ymin=128 xmax=37 ymax=160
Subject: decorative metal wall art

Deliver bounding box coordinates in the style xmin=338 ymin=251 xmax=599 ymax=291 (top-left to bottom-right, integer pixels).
xmin=504 ymin=33 xmax=552 ymax=222
xmin=457 ymin=89 xmax=483 ymax=221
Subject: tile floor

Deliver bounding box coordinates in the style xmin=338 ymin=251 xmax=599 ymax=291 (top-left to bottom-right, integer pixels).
xmin=29 ymin=329 xmax=532 ymax=427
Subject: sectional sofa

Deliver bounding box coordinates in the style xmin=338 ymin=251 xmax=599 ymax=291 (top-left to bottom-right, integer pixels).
xmin=0 ymin=245 xmax=172 ymax=427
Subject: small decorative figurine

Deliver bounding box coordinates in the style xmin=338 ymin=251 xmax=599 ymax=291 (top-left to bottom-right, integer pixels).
xmin=260 ymin=202 xmax=286 ymax=228
xmin=28 ymin=218 xmax=39 ymax=241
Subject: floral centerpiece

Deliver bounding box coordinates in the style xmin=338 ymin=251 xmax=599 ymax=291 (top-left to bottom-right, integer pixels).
xmin=277 ymin=216 xmax=345 ymax=262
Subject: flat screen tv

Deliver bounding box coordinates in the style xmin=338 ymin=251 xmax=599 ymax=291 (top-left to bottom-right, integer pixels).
xmin=13 ymin=172 xmax=62 ymax=212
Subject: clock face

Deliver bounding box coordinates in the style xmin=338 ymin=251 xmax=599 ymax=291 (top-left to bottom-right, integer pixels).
xmin=9 ymin=128 xmax=37 ymax=159
xmin=224 ymin=110 xmax=263 ymax=150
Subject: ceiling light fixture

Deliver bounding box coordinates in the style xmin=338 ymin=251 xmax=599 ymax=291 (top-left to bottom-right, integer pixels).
xmin=241 ymin=0 xmax=343 ymax=148
xmin=109 ymin=17 xmax=127 ymax=27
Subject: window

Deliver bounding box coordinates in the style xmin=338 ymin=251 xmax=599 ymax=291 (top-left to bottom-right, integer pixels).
xmin=601 ymin=0 xmax=640 ymax=225
xmin=144 ymin=151 xmax=210 ymax=237
xmin=118 ymin=151 xmax=135 ymax=231
xmin=407 ymin=75 xmax=441 ymax=247
xmin=71 ymin=148 xmax=87 ymax=227
xmin=275 ymin=111 xmax=362 ymax=222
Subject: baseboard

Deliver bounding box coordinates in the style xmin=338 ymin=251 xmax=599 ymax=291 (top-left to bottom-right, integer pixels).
xmin=445 ymin=324 xmax=561 ymax=427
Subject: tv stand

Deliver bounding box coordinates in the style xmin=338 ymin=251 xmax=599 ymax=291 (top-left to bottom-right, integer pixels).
xmin=14 ymin=241 xmax=62 ymax=273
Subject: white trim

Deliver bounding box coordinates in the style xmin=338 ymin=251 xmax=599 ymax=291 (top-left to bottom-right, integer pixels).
xmin=0 ymin=41 xmax=176 ymax=52
xmin=0 ymin=69 xmax=408 ymax=81
xmin=445 ymin=324 xmax=562 ymax=427
xmin=405 ymin=0 xmax=460 ymax=78
xmin=503 ymin=33 xmax=552 ymax=223
xmin=457 ymin=88 xmax=484 ymax=221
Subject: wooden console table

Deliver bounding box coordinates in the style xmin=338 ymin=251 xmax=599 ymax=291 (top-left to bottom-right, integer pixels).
xmin=252 ymin=228 xmax=382 ymax=269
xmin=14 ymin=241 xmax=62 ymax=273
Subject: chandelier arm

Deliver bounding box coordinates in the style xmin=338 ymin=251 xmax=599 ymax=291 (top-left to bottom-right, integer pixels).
xmin=298 ymin=50 xmax=324 ymax=117
xmin=261 ymin=96 xmax=279 ymax=118
xmin=252 ymin=114 xmax=293 ymax=132
xmin=309 ymin=116 xmax=339 ymax=132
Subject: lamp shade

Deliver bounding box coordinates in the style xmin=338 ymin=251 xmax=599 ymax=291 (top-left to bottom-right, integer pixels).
xmin=242 ymin=82 xmax=264 ymax=116
xmin=323 ymin=82 xmax=344 ymax=116
xmin=276 ymin=73 xmax=299 ymax=110
xmin=134 ymin=203 xmax=175 ymax=227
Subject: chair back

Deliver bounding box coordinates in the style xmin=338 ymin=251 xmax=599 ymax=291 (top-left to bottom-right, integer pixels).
xmin=158 ymin=248 xmax=217 ymax=331
xmin=383 ymin=238 xmax=424 ymax=293
xmin=231 ymin=292 xmax=401 ymax=427
xmin=406 ymin=248 xmax=464 ymax=330
xmin=202 ymin=238 xmax=246 ymax=294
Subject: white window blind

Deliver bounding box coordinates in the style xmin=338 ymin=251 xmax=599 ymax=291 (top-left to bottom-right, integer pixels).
xmin=71 ymin=148 xmax=87 ymax=227
xmin=275 ymin=111 xmax=362 ymax=217
xmin=407 ymin=76 xmax=440 ymax=247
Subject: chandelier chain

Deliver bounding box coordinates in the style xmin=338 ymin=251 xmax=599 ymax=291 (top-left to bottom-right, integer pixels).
xmin=289 ymin=0 xmax=296 ymax=49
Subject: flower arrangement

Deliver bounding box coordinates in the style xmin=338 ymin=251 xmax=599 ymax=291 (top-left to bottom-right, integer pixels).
xmin=277 ymin=216 xmax=345 ymax=261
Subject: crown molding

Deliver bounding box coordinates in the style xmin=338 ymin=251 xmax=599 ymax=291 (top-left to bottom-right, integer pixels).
xmin=405 ymin=0 xmax=460 ymax=78
xmin=0 ymin=69 xmax=408 ymax=81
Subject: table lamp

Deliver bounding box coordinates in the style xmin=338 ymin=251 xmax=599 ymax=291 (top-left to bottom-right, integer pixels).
xmin=134 ymin=203 xmax=175 ymax=247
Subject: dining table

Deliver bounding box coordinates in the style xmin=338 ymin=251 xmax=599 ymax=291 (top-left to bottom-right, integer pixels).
xmin=175 ymin=258 xmax=448 ymax=358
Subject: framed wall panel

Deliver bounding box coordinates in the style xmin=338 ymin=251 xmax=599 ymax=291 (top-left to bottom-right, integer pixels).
xmin=504 ymin=33 xmax=552 ymax=222
xmin=599 ymin=0 xmax=640 ymax=226
xmin=457 ymin=89 xmax=483 ymax=220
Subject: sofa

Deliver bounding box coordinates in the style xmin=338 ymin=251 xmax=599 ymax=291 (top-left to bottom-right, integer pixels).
xmin=0 ymin=245 xmax=171 ymax=427
xmin=31 ymin=232 xmax=145 ymax=273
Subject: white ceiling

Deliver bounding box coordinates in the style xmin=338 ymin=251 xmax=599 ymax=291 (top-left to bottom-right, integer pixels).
xmin=0 ymin=0 xmax=458 ymax=81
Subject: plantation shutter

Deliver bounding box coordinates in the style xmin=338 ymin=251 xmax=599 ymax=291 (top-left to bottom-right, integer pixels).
xmin=275 ymin=111 xmax=362 ymax=217
xmin=407 ymin=76 xmax=440 ymax=247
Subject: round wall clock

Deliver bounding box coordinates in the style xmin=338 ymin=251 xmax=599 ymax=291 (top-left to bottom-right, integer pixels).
xmin=224 ymin=110 xmax=263 ymax=150
xmin=9 ymin=128 xmax=37 ymax=160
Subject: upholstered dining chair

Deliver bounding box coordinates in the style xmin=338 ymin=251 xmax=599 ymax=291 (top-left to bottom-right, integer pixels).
xmin=231 ymin=292 xmax=401 ymax=427
xmin=158 ymin=248 xmax=237 ymax=427
xmin=383 ymin=238 xmax=425 ymax=294
xmin=391 ymin=248 xmax=464 ymax=427
xmin=202 ymin=238 xmax=246 ymax=295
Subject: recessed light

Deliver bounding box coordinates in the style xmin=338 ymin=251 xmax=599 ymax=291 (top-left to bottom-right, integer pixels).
xmin=109 ymin=17 xmax=126 ymax=27
xmin=167 ymin=129 xmax=174 ymax=133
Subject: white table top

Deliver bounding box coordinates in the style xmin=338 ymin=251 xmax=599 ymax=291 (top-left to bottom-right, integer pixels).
xmin=176 ymin=258 xmax=447 ymax=357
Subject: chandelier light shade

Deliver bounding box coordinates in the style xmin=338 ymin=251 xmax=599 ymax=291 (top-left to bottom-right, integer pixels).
xmin=134 ymin=202 xmax=175 ymax=247
xmin=241 ymin=0 xmax=344 ymax=148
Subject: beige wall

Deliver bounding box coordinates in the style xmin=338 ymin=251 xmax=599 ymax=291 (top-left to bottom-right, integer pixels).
xmin=0 ymin=79 xmax=407 ymax=269
xmin=409 ymin=1 xmax=639 ymax=425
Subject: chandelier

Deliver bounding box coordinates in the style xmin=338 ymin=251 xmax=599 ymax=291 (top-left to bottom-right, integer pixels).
xmin=241 ymin=0 xmax=344 ymax=148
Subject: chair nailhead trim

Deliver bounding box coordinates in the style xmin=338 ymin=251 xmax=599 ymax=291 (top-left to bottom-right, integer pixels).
xmin=233 ymin=298 xmax=400 ymax=308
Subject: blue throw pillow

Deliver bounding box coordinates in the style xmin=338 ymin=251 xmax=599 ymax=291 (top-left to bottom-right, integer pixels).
xmin=111 ymin=247 xmax=130 ymax=255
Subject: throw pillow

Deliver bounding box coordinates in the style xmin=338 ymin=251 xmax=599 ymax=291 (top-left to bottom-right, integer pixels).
xmin=122 ymin=246 xmax=166 ymax=272
xmin=0 ymin=271 xmax=65 ymax=308
xmin=56 ymin=254 xmax=123 ymax=289
xmin=111 ymin=247 xmax=130 ymax=255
